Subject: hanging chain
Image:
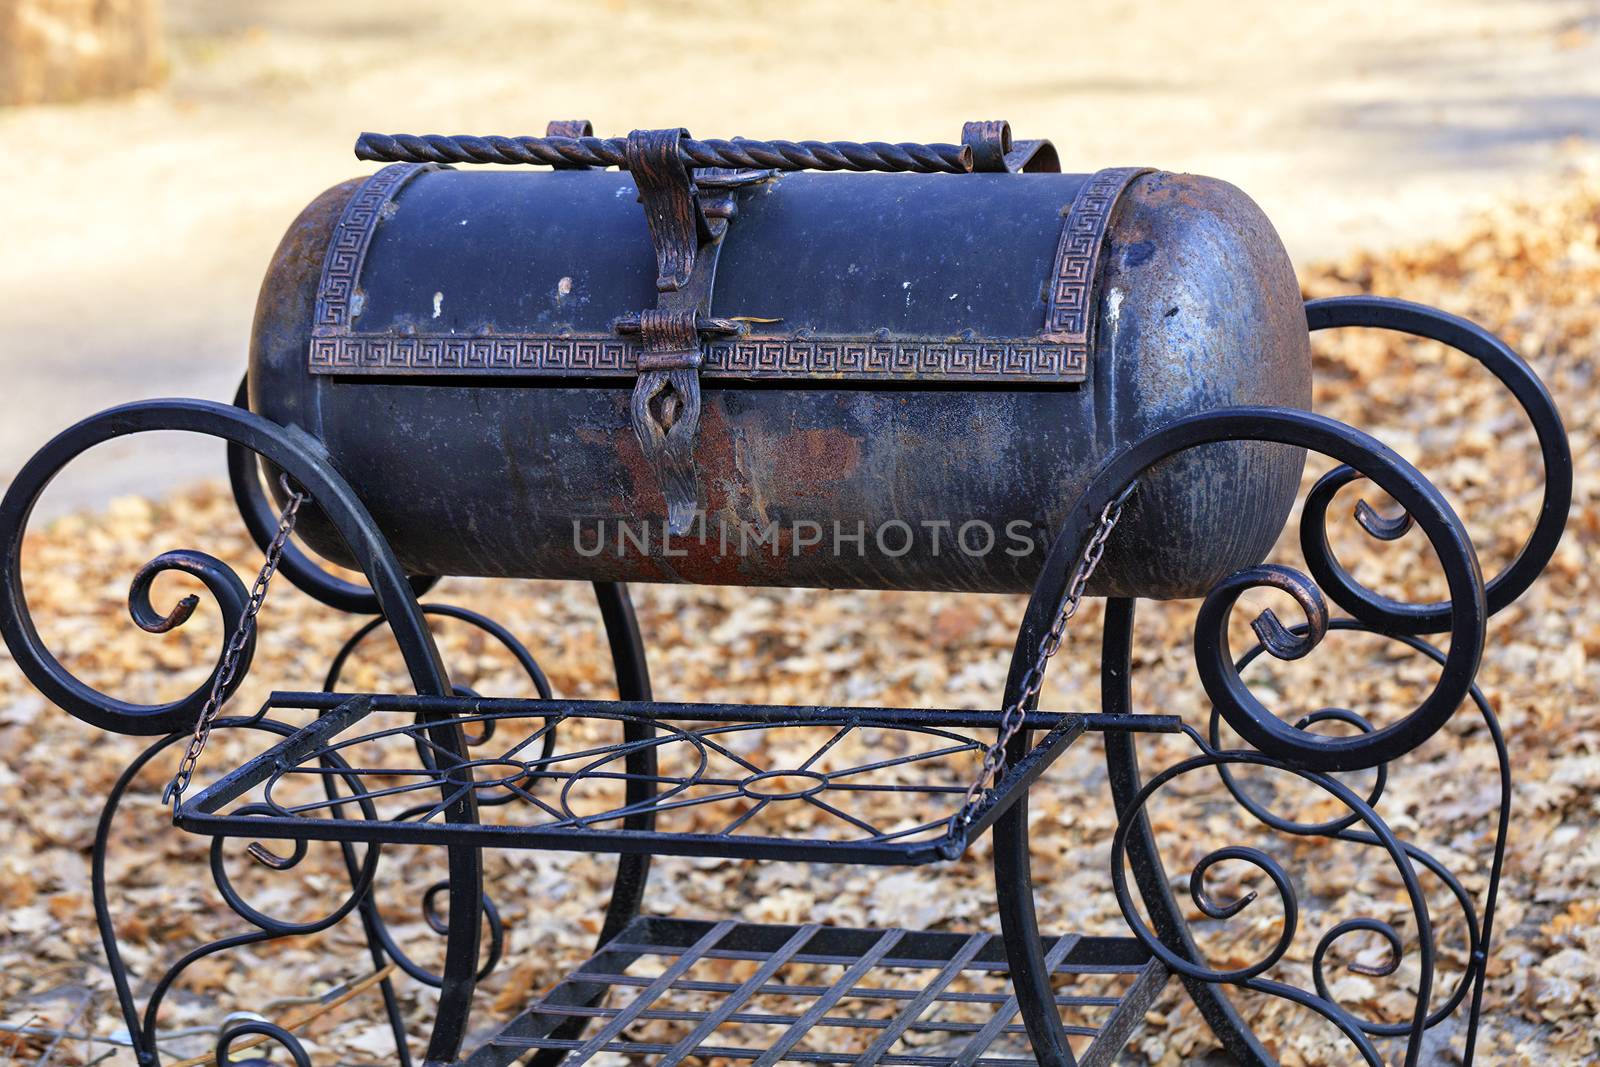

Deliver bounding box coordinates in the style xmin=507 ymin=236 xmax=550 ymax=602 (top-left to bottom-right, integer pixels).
xmin=163 ymin=477 xmax=308 ymax=807
xmin=956 ymin=481 xmax=1137 ymax=828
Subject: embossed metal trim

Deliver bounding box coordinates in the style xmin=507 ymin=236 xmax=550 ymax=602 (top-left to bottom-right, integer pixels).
xmin=710 ymin=338 xmax=1082 ymax=379
xmin=308 ymin=334 xmax=1085 ymax=382
xmin=1043 ymin=167 xmax=1154 ymax=362
xmin=306 ymin=163 xmax=1122 ymax=384
xmin=312 ymin=163 xmax=438 ymax=336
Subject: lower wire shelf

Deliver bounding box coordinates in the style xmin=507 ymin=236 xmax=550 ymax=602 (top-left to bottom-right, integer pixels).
xmin=175 ymin=692 xmax=1179 ymax=865
xmin=461 ymin=917 xmax=1170 ymax=1067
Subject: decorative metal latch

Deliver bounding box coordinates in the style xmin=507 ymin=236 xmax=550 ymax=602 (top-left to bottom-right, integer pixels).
xmin=615 ymin=128 xmax=741 ymax=535
xmin=346 ymin=119 xmax=1071 ymax=531
xmin=615 ymin=122 xmax=1062 ymax=531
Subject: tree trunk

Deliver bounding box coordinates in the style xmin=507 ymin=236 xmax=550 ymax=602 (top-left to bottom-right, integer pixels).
xmin=0 ymin=0 xmax=164 ymax=106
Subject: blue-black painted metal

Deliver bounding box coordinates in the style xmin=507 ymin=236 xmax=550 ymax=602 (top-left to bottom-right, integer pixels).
xmin=251 ymin=127 xmax=1312 ymax=597
xmin=174 ymin=691 xmax=1179 ymax=865
xmin=228 ymin=376 xmax=439 ymax=615
xmin=457 ymin=916 xmax=1168 ymax=1066
xmin=0 ymin=114 xmax=1571 ymax=1067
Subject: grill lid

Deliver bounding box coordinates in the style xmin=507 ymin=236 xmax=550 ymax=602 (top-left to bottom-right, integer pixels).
xmin=305 ymin=121 xmax=1149 ymax=530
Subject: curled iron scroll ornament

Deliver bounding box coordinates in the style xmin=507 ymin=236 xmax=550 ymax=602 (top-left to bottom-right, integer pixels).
xmin=90 ymin=720 xmax=398 ymax=1067
xmin=0 ymin=397 xmax=456 ymax=733
xmin=0 ymin=398 xmax=489 ymax=1065
xmin=1104 ymin=627 xmax=1511 ymax=1064
xmin=1303 ymin=296 xmax=1572 ymax=635
xmin=322 ymin=601 xmax=556 ymax=752
xmin=215 ymin=1019 xmax=313 ymax=1067
xmin=993 ymin=403 xmax=1493 ymax=1066
xmin=1067 ymin=312 xmax=1556 ymax=1064
xmin=84 ymin=608 xmax=562 ymax=1058
xmin=1011 ymin=405 xmax=1487 ymax=774
xmin=1107 ymin=738 xmax=1436 ymax=1066
xmin=316 ymin=600 xmax=558 ymax=987
xmin=1214 ymin=619 xmax=1511 ymax=1054
xmin=229 ymin=377 xmax=439 ymax=616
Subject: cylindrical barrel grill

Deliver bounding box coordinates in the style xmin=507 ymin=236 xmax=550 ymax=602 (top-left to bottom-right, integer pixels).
xmin=250 ymin=125 xmax=1310 ymax=596
xmin=0 ymin=117 xmax=1572 ymax=1067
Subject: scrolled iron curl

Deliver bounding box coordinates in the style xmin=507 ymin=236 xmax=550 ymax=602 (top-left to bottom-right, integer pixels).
xmin=1235 ymin=978 xmax=1391 ymax=1067
xmin=316 ymin=757 xmax=510 ymax=988
xmin=90 ymin=722 xmax=403 ymax=1064
xmin=308 ymin=693 xmax=544 ymax=986
xmin=0 ymin=397 xmax=456 ymax=734
xmin=1186 ymin=845 xmax=1299 ymax=976
xmin=214 ymin=1017 xmax=313 ymax=1067
xmin=281 ymin=602 xmax=541 ymax=988
xmin=1193 ymin=546 xmax=1478 ymax=774
xmin=354 ymin=875 xmax=506 ymax=989
xmin=1215 ymin=617 xmax=1508 ymax=1039
xmin=208 ymin=797 xmax=381 ymax=938
xmin=3 ymin=398 xmax=479 ymax=1061
xmin=1208 ymin=563 xmax=1330 ymax=665
xmin=127 ymin=548 xmax=260 ymax=730
xmin=1210 ymin=705 xmax=1387 ymax=838
xmin=1024 ymin=407 xmax=1486 ymax=773
xmin=229 ymin=377 xmax=439 ymax=615
xmin=1195 ymin=456 xmax=1485 ymax=769
xmin=1315 ymin=918 xmax=1404 ymax=981
xmin=321 ymin=601 xmax=556 ymax=757
xmin=0 ymin=535 xmax=257 ymax=734
xmin=1303 ymin=296 xmax=1572 ymax=635
xmin=128 ymin=549 xmax=248 ymax=637
xmin=268 ymin=679 xmax=518 ymax=987
xmin=1109 ymin=745 xmax=1436 ymax=1064
xmin=251 ymin=742 xmax=512 ymax=991
xmin=424 ymin=880 xmax=505 ymax=982
xmin=995 ymin=381 xmax=1535 ymax=1059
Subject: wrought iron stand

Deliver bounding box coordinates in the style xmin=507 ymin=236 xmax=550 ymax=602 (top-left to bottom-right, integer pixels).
xmin=0 ymin=294 xmax=1571 ymax=1065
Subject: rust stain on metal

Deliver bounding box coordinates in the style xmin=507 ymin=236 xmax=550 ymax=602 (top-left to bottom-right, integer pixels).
xmin=770 ymin=428 xmax=864 ymax=499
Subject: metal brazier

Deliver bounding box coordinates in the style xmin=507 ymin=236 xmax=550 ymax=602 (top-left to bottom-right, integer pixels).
xmin=250 ymin=123 xmax=1310 ymax=595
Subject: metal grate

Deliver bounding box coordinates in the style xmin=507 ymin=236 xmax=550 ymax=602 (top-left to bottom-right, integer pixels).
xmin=462 ymin=917 xmax=1168 ymax=1066
xmin=176 ymin=692 xmax=1178 ymax=864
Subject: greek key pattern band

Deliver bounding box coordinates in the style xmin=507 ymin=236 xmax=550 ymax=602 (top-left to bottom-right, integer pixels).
xmin=1043 ymin=166 xmax=1154 ymax=348
xmin=305 ymin=162 xmax=1147 ymax=383
xmin=312 ymin=163 xmax=438 ymax=333
xmin=308 ymin=334 xmax=1086 ymax=382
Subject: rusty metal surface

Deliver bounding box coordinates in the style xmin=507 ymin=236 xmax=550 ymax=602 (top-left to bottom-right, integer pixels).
xmin=308 ymin=163 xmax=436 ymax=340
xmin=961 ymin=119 xmax=1061 ymax=174
xmin=622 ymin=128 xmax=730 ymax=532
xmin=1043 ymin=167 xmax=1155 ymax=369
xmin=1089 ymin=171 xmax=1313 ymax=598
xmin=961 ymin=120 xmax=1013 ymax=172
xmin=248 ymin=176 xmax=364 ymax=436
xmin=253 ymin=161 xmax=1311 ymax=595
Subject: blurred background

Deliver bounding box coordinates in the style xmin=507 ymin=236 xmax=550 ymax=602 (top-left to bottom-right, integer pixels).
xmin=2 ymin=0 xmax=1599 ymax=503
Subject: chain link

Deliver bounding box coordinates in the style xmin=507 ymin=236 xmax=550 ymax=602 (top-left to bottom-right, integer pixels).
xmin=163 ymin=477 xmax=308 ymax=806
xmin=955 ymin=481 xmax=1137 ymax=828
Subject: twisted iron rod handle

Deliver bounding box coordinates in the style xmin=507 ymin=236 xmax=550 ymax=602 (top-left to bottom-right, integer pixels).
xmin=355 ymin=132 xmax=974 ymax=173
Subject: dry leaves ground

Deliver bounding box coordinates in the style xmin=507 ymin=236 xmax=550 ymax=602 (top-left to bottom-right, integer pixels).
xmin=1 ymin=166 xmax=1596 ymax=1066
